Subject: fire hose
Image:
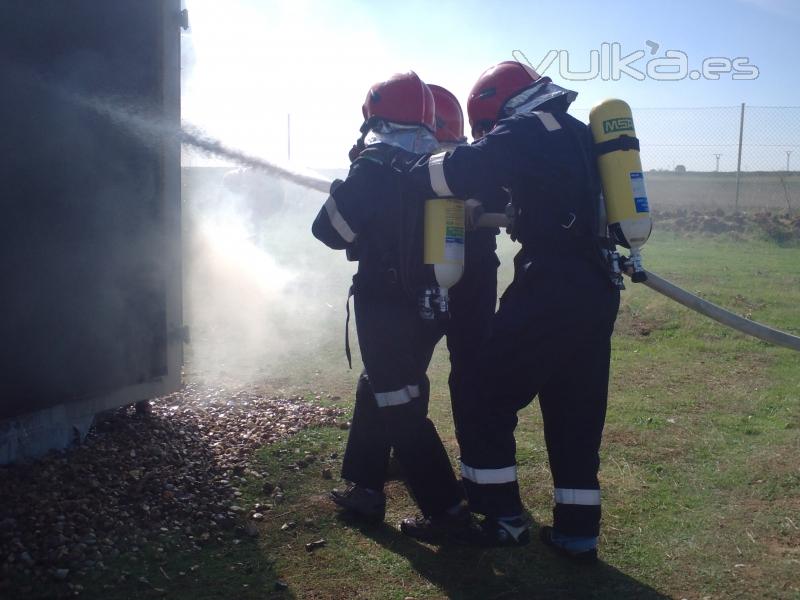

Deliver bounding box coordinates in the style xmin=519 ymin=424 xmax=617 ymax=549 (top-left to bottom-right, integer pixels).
xmin=638 ymin=271 xmax=800 ymax=352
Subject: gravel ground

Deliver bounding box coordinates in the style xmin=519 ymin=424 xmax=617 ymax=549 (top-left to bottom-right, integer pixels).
xmin=0 ymin=381 xmax=344 ymax=596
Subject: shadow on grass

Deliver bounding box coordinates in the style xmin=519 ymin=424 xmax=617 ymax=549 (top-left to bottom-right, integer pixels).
xmin=357 ymin=521 xmax=668 ymax=600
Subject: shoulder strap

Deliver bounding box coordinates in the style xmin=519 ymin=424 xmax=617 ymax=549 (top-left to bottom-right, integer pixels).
xmin=355 ymin=146 xmax=394 ymax=167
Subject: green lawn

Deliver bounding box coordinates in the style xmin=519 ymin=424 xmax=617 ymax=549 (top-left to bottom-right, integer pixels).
xmin=44 ymin=231 xmax=800 ymax=599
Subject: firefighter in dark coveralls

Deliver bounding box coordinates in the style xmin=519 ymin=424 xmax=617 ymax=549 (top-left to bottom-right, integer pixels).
xmin=398 ymin=61 xmax=621 ymax=559
xmin=323 ymin=83 xmax=507 ymax=542
xmin=311 ymin=72 xmax=470 ymax=537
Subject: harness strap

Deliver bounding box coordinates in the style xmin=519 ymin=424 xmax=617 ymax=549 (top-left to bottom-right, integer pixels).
xmin=345 ymin=285 xmax=354 ymax=369
xmin=594 ymin=134 xmax=640 ymax=156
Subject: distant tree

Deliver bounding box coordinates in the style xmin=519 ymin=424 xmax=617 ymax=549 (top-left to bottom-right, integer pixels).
xmin=675 ymin=164 xmax=687 ymax=173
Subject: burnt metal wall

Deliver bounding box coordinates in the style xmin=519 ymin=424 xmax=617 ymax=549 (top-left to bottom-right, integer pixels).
xmin=0 ymin=1 xmax=178 ymax=420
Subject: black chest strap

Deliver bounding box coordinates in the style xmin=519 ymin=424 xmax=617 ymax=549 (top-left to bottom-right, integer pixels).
xmin=594 ymin=134 xmax=640 ymax=157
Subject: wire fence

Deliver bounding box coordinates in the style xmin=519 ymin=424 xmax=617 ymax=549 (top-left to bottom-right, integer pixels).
xmin=571 ymin=105 xmax=800 ymax=211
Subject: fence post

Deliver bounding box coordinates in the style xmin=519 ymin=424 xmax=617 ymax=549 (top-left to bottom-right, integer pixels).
xmin=735 ymin=102 xmax=745 ymax=210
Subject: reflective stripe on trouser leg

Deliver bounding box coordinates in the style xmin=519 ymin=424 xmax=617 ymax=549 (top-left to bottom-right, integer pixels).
xmin=460 ymin=462 xmax=517 ymax=484
xmin=554 ymin=488 xmax=601 ymax=506
xmin=374 ymin=384 xmax=420 ymax=408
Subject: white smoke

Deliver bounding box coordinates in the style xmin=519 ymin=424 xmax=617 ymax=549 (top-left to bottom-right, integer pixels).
xmin=182 ymin=168 xmax=356 ymax=387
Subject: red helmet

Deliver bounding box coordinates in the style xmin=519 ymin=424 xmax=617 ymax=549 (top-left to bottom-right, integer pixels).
xmin=467 ymin=61 xmax=541 ymax=137
xmin=362 ymin=71 xmax=436 ymax=132
xmin=428 ymin=84 xmax=466 ymax=144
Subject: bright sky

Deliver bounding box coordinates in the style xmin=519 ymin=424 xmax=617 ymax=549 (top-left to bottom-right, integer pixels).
xmin=181 ymin=0 xmax=800 ymax=169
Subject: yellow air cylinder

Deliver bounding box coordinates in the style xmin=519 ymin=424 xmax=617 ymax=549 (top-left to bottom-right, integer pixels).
xmin=423 ymin=197 xmax=465 ymax=298
xmin=589 ymin=99 xmax=652 ymax=282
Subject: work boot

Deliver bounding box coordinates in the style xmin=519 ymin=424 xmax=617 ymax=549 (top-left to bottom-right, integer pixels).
xmin=329 ymin=484 xmax=386 ymax=522
xmin=399 ymin=505 xmax=473 ymax=543
xmin=539 ymin=526 xmax=598 ymax=565
xmin=470 ymin=516 xmax=531 ymax=547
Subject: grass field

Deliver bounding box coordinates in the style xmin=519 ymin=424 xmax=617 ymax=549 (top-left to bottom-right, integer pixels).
xmin=42 ymin=227 xmax=799 ymax=600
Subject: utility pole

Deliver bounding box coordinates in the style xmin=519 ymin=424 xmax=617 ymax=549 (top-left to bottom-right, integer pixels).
xmin=714 ymin=153 xmax=722 ymax=172
xmin=787 ymin=150 xmax=793 ymax=172
xmin=735 ymin=103 xmax=745 ymax=210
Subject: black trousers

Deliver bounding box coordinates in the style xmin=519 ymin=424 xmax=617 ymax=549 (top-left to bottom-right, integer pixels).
xmin=342 ymin=280 xmax=461 ymax=517
xmin=446 ymin=249 xmax=500 ymax=454
xmin=459 ymin=254 xmax=620 ymax=537
xmin=340 ymin=248 xmax=499 ymax=516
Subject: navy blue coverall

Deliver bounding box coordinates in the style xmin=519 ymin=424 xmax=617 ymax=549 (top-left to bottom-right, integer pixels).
xmin=311 ymin=145 xmax=465 ymax=517
xmin=404 ymin=104 xmax=621 ymax=539
xmin=334 ymin=186 xmax=506 ymax=496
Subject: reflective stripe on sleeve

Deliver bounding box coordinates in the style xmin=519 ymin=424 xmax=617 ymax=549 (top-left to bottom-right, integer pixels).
xmin=374 ymin=385 xmax=417 ymax=408
xmin=324 ymin=195 xmax=356 ymax=243
xmin=428 ymin=152 xmax=453 ymax=197
xmin=554 ymin=488 xmax=601 ymax=506
xmin=533 ymin=111 xmax=562 ymax=132
xmin=460 ymin=461 xmax=517 ymax=484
